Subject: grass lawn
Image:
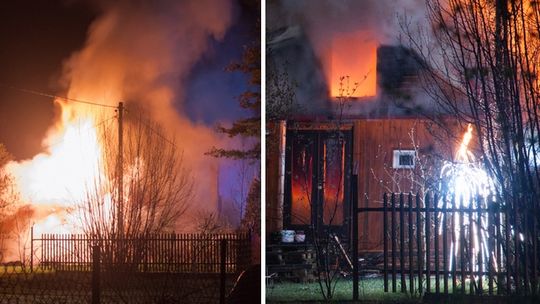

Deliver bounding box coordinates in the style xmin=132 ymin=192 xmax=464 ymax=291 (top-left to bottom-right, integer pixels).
xmin=0 ymin=270 xmax=237 ymax=303
xmin=266 ymin=277 xmax=419 ymax=303
xmin=266 ymin=277 xmax=540 ymax=303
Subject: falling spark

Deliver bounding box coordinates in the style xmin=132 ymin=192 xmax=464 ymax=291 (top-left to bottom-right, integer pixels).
xmin=438 ymin=124 xmax=495 ymax=277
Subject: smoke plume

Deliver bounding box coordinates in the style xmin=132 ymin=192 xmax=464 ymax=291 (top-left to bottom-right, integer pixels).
xmin=61 ymin=0 xmax=234 ymax=211
xmin=5 ymin=0 xmax=238 ymax=238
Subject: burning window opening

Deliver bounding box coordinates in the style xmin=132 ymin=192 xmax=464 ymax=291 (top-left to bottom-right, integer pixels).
xmin=328 ymin=32 xmax=378 ymax=99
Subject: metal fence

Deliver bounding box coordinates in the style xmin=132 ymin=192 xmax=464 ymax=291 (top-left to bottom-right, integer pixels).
xmin=34 ymin=232 xmax=251 ymax=274
xmin=368 ymin=192 xmax=539 ymax=296
xmin=0 ymin=231 xmax=252 ymax=303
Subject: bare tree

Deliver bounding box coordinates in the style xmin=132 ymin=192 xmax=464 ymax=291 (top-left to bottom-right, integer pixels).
xmin=0 ymin=144 xmax=17 ymax=219
xmin=402 ymin=0 xmax=540 ymax=291
xmin=0 ymin=144 xmax=19 ymax=262
xmin=77 ymin=113 xmax=194 ymax=242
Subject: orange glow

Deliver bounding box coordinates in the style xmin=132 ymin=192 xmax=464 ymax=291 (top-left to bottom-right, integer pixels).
xmin=456 ymin=123 xmax=473 ymax=163
xmin=328 ymin=32 xmax=377 ymax=98
xmin=291 ymin=141 xmax=312 ymax=225
xmin=6 ymin=100 xmax=110 ymax=234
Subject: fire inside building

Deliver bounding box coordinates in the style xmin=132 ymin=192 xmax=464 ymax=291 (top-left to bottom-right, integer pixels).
xmin=266 ymin=26 xmax=468 ymax=280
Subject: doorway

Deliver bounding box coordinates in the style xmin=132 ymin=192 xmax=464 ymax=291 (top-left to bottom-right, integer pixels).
xmin=284 ymin=128 xmax=352 ymax=240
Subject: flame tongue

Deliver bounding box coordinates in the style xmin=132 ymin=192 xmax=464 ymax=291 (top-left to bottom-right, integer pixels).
xmin=456 ymin=123 xmax=473 ymax=163
xmin=6 ymin=101 xmax=107 ymax=234
xmin=10 ymin=107 xmax=103 ymax=206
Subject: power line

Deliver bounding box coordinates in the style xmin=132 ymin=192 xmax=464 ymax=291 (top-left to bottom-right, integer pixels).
xmin=0 ymin=83 xmax=118 ymax=109
xmin=125 ymin=109 xmax=177 ymax=148
xmin=2 ymin=83 xmax=178 ymax=149
xmin=41 ymin=116 xmax=118 ymax=150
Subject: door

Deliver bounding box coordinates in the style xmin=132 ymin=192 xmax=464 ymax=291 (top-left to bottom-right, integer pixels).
xmin=284 ymin=129 xmax=352 ymax=240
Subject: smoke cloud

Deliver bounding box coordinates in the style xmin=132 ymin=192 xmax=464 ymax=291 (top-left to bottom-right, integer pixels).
xmin=269 ymin=0 xmax=426 ymax=49
xmin=268 ymin=0 xmax=429 ymax=113
xmin=60 ymin=0 xmax=235 ymax=217
xmin=4 ymin=0 xmax=239 ymax=240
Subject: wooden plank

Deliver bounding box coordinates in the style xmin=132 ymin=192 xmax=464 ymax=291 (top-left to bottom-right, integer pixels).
xmin=409 ymin=193 xmax=414 ymax=294
xmin=469 ymin=198 xmax=474 ymax=294
xmin=476 ymin=196 xmax=483 ymax=294
xmin=488 ymin=198 xmax=495 ymax=295
xmin=383 ymin=192 xmax=388 ymax=293
xmin=460 ymin=196 xmax=465 ymax=295
xmin=391 ymin=193 xmax=397 ymax=292
xmin=426 ymin=193 xmax=431 ymax=293
xmin=400 ymin=193 xmax=406 ymax=292
xmin=434 ymin=192 xmax=440 ymax=294
xmin=416 ymin=193 xmax=423 ymax=294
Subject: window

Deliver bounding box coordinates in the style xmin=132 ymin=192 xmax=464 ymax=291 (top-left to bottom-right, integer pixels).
xmin=392 ymin=150 xmax=416 ymax=169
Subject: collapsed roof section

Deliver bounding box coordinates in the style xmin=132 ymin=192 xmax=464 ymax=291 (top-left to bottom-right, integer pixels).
xmin=267 ymin=26 xmax=461 ymax=120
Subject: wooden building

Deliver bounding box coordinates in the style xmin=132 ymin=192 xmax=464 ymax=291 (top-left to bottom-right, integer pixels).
xmin=266 ymin=28 xmax=465 ymax=253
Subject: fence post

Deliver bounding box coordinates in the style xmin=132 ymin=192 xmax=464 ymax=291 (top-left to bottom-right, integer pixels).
xmin=30 ymin=225 xmax=34 ymax=273
xmin=383 ymin=192 xmax=388 ymax=293
xmin=92 ymin=245 xmax=100 ymax=304
xmin=220 ymin=239 xmax=227 ymax=304
xmin=352 ymin=173 xmax=359 ymax=300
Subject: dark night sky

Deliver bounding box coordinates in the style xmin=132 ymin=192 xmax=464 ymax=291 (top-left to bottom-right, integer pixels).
xmin=0 ymin=0 xmax=254 ymax=161
xmin=0 ymin=1 xmax=97 ymax=159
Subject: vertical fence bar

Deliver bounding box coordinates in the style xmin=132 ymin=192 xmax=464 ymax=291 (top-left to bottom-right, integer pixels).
xmin=220 ymin=239 xmax=227 ymax=304
xmin=408 ymin=193 xmax=414 ymax=294
xmin=426 ymin=193 xmax=431 ymax=293
xmin=416 ymin=193 xmax=423 ymax=295
xmin=515 ymin=199 xmax=521 ymax=295
xmin=468 ymin=197 xmax=474 ymax=295
xmin=391 ymin=193 xmax=397 ymax=292
xmin=476 ymin=195 xmax=483 ymax=294
xmin=444 ymin=194 xmax=450 ymax=294
xmin=30 ymin=226 xmax=33 ymax=273
xmin=452 ymin=196 xmax=458 ymax=294
xmin=505 ymin=201 xmax=511 ymax=294
xmin=383 ymin=192 xmax=388 ymax=293
xmin=352 ymin=174 xmax=359 ymax=299
xmin=400 ymin=193 xmax=406 ymax=293
xmin=523 ymin=197 xmax=529 ymax=294
xmin=533 ymin=195 xmax=538 ymax=295
xmin=460 ymin=196 xmax=465 ymax=294
xmin=488 ymin=199 xmax=494 ymax=295
xmin=41 ymin=234 xmax=44 ymax=270
xmin=496 ymin=202 xmax=502 ymax=295
xmin=92 ymin=245 xmax=100 ymax=304
xmin=434 ymin=192 xmax=440 ymax=294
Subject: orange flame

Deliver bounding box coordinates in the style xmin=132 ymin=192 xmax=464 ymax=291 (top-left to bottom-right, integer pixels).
xmin=456 ymin=123 xmax=473 ymax=163
xmin=6 ymin=101 xmax=107 ymax=234
xmin=328 ymin=31 xmax=377 ymax=98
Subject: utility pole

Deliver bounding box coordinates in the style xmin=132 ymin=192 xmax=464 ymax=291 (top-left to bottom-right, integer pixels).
xmin=117 ymin=102 xmax=124 ymax=237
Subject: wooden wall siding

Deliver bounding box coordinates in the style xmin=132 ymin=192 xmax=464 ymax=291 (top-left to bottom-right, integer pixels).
xmin=354 ymin=119 xmax=457 ymax=252
xmin=266 ymin=122 xmax=281 ymax=235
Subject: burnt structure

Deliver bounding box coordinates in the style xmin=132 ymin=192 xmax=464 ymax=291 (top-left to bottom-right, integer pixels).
xmin=267 ymin=27 xmax=462 ymax=253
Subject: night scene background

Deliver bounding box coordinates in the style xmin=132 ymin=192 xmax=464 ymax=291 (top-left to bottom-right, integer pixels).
xmin=0 ymin=0 xmax=259 ymax=239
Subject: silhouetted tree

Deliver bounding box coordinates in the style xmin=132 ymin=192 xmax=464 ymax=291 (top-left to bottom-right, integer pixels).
xmin=403 ymin=0 xmax=540 ymax=291
xmin=79 ymin=115 xmax=193 ymax=241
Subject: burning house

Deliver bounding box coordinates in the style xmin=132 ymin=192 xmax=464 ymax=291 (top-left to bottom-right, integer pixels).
xmin=266 ymin=25 xmax=465 ymax=254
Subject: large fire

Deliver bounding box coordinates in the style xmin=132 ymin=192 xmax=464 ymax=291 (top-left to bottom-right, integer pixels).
xmin=7 ymin=100 xmax=108 ymax=236
xmin=328 ymin=31 xmax=377 ymax=98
